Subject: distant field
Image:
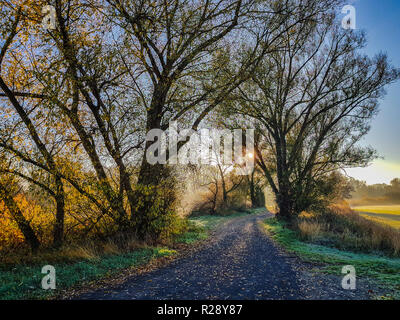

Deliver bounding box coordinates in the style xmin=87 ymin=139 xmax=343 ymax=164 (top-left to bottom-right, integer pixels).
xmin=352 ymin=205 xmax=400 ymax=229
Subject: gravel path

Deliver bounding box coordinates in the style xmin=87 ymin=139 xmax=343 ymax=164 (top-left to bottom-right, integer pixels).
xmin=74 ymin=211 xmax=377 ymax=300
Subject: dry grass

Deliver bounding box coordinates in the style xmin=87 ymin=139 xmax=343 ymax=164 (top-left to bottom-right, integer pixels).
xmin=297 ymin=220 xmax=324 ymax=241
xmin=295 ymin=203 xmax=400 ymax=256
xmin=0 ymin=233 xmax=147 ymax=267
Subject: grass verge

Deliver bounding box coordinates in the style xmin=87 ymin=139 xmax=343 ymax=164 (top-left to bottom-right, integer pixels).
xmin=0 ymin=247 xmax=175 ymax=300
xmin=261 ymin=218 xmax=400 ymax=299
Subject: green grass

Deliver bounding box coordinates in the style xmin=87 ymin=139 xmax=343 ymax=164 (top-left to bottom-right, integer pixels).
xmin=353 ymin=205 xmax=400 ymax=229
xmin=0 ymin=247 xmax=176 ymax=300
xmin=174 ymin=222 xmax=208 ymax=244
xmin=261 ymin=218 xmax=400 ymax=299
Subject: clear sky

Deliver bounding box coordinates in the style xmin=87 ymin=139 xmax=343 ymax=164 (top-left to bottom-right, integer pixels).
xmin=343 ymin=0 xmax=400 ymax=185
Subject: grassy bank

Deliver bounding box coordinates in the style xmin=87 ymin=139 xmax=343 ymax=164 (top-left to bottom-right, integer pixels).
xmin=1 ymin=208 xmax=263 ymax=300
xmin=261 ymin=218 xmax=400 ymax=299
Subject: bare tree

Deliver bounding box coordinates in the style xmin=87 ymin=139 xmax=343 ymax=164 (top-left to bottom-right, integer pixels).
xmin=232 ymin=15 xmax=400 ymax=220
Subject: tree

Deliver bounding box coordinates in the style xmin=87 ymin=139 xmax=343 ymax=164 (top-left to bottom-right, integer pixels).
xmin=0 ymin=1 xmax=118 ymax=246
xmin=102 ymin=0 xmax=271 ymax=236
xmin=0 ymin=6 xmax=66 ymax=247
xmin=231 ymin=13 xmax=400 ymax=220
xmin=390 ymin=178 xmax=400 ymax=189
xmin=247 ymin=166 xmax=265 ymax=208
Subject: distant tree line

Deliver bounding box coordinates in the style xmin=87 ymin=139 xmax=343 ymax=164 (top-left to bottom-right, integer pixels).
xmin=349 ymin=178 xmax=400 ymax=205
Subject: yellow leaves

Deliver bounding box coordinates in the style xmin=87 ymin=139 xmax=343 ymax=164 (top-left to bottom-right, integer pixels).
xmin=0 ymin=184 xmax=104 ymax=251
xmin=0 ymin=194 xmax=44 ymax=249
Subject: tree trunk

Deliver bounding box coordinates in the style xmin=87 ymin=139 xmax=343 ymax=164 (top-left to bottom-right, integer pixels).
xmin=276 ymin=191 xmax=293 ymax=222
xmin=211 ymin=181 xmax=219 ymax=215
xmin=221 ymin=180 xmax=227 ymax=206
xmin=130 ymin=85 xmax=174 ymax=240
xmin=53 ymin=176 xmax=65 ymax=248
xmin=0 ymin=184 xmax=40 ymax=252
xmin=249 ymin=170 xmax=257 ymax=208
xmin=131 ymin=161 xmax=174 ymax=240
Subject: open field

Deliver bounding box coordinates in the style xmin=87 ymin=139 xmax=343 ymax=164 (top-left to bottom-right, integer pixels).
xmin=352 ymin=205 xmax=400 ymax=229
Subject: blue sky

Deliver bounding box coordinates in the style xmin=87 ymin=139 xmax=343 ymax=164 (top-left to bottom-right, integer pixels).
xmin=343 ymin=0 xmax=400 ymax=184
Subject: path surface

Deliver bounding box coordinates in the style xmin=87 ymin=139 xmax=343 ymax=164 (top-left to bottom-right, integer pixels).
xmin=75 ymin=212 xmax=376 ymax=300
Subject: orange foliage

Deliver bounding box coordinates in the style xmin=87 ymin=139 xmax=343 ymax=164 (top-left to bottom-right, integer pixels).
xmin=0 ymin=194 xmax=53 ymax=250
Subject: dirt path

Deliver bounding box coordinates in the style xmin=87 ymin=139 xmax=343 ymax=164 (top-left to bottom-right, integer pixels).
xmin=73 ymin=212 xmax=376 ymax=300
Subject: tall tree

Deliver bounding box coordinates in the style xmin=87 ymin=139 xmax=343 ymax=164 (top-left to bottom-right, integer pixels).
xmin=0 ymin=6 xmax=66 ymax=247
xmin=231 ymin=15 xmax=400 ymax=220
